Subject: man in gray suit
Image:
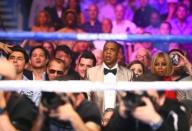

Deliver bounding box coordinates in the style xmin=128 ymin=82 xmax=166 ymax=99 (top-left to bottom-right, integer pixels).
xmin=87 ymin=41 xmax=133 ymax=112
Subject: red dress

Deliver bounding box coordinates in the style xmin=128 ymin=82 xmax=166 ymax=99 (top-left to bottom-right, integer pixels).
xmin=163 ymin=76 xmax=177 ymax=99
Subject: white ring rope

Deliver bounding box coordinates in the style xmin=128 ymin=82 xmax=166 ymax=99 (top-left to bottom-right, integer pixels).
xmin=0 ymin=81 xmax=192 ymax=92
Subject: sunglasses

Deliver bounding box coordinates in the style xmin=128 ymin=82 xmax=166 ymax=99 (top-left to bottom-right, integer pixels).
xmin=49 ymin=69 xmax=64 ymax=75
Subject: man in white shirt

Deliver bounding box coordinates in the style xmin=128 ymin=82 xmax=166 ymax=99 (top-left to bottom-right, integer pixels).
xmin=87 ymin=41 xmax=133 ymax=112
xmin=112 ymin=4 xmax=137 ymax=34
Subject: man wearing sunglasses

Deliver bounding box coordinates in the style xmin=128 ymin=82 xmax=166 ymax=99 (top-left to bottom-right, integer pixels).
xmin=47 ymin=58 xmax=65 ymax=80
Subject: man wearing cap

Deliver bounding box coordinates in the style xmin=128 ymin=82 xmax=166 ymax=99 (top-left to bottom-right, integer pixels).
xmin=87 ymin=41 xmax=133 ymax=112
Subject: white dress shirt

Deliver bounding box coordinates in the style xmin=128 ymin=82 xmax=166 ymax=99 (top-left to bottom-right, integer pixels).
xmin=103 ymin=63 xmax=118 ymax=110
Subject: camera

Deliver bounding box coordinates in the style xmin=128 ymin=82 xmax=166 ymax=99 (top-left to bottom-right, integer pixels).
xmin=41 ymin=92 xmax=66 ymax=109
xmin=171 ymin=54 xmax=180 ymax=66
xmin=122 ymin=92 xmax=148 ymax=112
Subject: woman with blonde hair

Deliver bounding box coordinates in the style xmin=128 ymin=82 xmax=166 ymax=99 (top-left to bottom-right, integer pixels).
xmin=151 ymin=52 xmax=173 ymax=77
xmin=151 ymin=52 xmax=176 ymax=99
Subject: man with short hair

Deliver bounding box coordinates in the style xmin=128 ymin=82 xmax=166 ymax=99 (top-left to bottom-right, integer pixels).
xmin=54 ymin=45 xmax=80 ymax=79
xmin=29 ymin=46 xmax=49 ymax=80
xmin=104 ymin=74 xmax=189 ymax=131
xmin=47 ymin=58 xmax=65 ymax=80
xmin=87 ymin=41 xmax=133 ymax=112
xmin=7 ymin=46 xmax=41 ymax=106
xmin=76 ymin=51 xmax=96 ymax=79
xmin=47 ymin=92 xmax=101 ymax=131
xmin=7 ymin=46 xmax=29 ymax=80
xmin=82 ymin=4 xmax=102 ymax=33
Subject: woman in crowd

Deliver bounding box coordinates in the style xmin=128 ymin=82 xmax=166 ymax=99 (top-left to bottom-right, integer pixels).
xmin=66 ymin=0 xmax=85 ymax=25
xmin=151 ymin=52 xmax=176 ymax=99
xmin=42 ymin=41 xmax=55 ymax=58
xmin=29 ymin=10 xmax=55 ymax=47
xmin=57 ymin=9 xmax=84 ymax=49
xmin=127 ymin=60 xmax=145 ymax=79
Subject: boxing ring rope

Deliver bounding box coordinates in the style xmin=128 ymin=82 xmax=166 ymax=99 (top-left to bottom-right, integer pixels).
xmin=0 ymin=81 xmax=192 ymax=92
xmin=0 ymin=32 xmax=192 ymax=92
xmin=0 ymin=31 xmax=192 ymax=43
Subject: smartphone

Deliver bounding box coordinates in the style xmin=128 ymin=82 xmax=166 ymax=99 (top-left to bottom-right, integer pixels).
xmin=171 ymin=54 xmax=180 ymax=66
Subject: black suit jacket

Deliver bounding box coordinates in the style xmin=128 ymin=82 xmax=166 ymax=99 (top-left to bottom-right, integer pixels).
xmin=46 ymin=7 xmax=66 ymax=30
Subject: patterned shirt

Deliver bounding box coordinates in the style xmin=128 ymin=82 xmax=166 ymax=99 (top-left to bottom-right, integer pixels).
xmin=17 ymin=75 xmax=42 ymax=106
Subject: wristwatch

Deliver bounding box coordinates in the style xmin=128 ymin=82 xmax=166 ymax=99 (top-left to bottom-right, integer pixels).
xmin=0 ymin=107 xmax=6 ymax=115
xmin=150 ymin=117 xmax=163 ymax=131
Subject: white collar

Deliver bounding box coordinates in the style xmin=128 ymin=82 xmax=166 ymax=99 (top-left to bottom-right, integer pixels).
xmin=103 ymin=63 xmax=118 ymax=70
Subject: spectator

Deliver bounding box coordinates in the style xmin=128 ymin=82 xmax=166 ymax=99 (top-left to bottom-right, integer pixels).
xmin=46 ymin=58 xmax=65 ymax=80
xmin=170 ymin=4 xmax=192 ymax=61
xmin=162 ymin=0 xmax=178 ymax=21
xmin=181 ymin=0 xmax=192 ymax=21
xmin=168 ymin=49 xmax=190 ymax=81
xmin=151 ymin=52 xmax=176 ymax=99
xmin=117 ymin=44 xmax=126 ymax=67
xmin=32 ymin=10 xmax=54 ymax=32
xmin=93 ymin=18 xmax=113 ymax=50
xmin=131 ymin=32 xmax=159 ymax=64
xmin=0 ymin=60 xmax=37 ymax=131
xmin=154 ymin=21 xmax=179 ymax=52
xmin=92 ymin=49 xmax=103 ymax=65
xmin=170 ymin=4 xmax=192 ymax=35
xmin=46 ymin=92 xmax=101 ymax=131
xmin=102 ymin=18 xmax=113 ymax=34
xmin=149 ymin=0 xmax=168 ymax=17
xmin=42 ymin=41 xmax=55 ymax=58
xmin=29 ymin=46 xmax=49 ymax=80
xmin=105 ymin=73 xmax=189 ymax=131
xmin=134 ymin=48 xmax=151 ymax=70
xmin=76 ymin=51 xmax=96 ymax=79
xmin=120 ymin=0 xmax=136 ymax=20
xmin=145 ymin=10 xmax=161 ymax=35
xmin=46 ymin=0 xmax=66 ymax=30
xmin=7 ymin=46 xmax=31 ymax=80
xmin=87 ymin=41 xmax=133 ymax=112
xmin=112 ymin=4 xmax=137 ymax=34
xmin=29 ymin=0 xmax=55 ymax=28
xmin=57 ymin=9 xmax=84 ymax=49
xmin=168 ymin=49 xmax=192 ymax=101
xmin=72 ymin=41 xmax=90 ymax=56
xmin=127 ymin=60 xmax=145 ymax=78
xmin=29 ymin=10 xmax=55 ymax=47
xmin=151 ymin=52 xmax=173 ymax=77
xmin=54 ymin=45 xmax=80 ymax=79
xmin=81 ymin=4 xmax=102 ymax=33
xmin=98 ymin=0 xmax=118 ymax=22
xmin=66 ymin=0 xmax=85 ymax=25
xmin=133 ymin=0 xmax=156 ymax=28
xmin=7 ymin=46 xmax=41 ymax=106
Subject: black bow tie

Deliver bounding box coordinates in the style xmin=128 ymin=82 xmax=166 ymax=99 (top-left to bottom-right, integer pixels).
xmin=104 ymin=68 xmax=117 ymax=75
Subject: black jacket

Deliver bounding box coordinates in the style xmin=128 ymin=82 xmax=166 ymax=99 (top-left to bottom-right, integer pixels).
xmin=104 ymin=99 xmax=190 ymax=131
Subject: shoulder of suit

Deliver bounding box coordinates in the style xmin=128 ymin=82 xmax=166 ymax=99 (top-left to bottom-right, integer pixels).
xmin=88 ymin=65 xmax=102 ymax=73
xmin=119 ymin=66 xmax=131 ymax=72
xmin=119 ymin=66 xmax=134 ymax=80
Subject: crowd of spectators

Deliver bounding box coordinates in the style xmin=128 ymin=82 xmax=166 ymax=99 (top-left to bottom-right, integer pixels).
xmin=0 ymin=0 xmax=192 ymax=131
